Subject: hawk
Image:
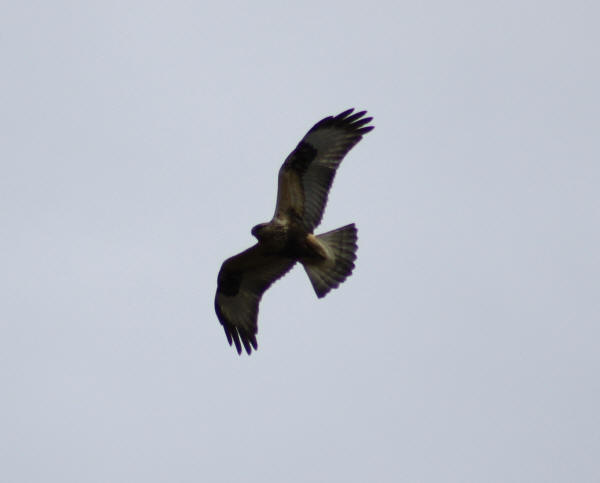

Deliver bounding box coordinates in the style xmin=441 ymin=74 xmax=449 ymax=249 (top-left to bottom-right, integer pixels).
xmin=215 ymin=108 xmax=374 ymax=354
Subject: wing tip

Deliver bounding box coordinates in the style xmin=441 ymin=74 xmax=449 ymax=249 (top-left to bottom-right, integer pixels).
xmin=222 ymin=323 xmax=258 ymax=355
xmin=318 ymin=108 xmax=375 ymax=134
xmin=216 ymin=297 xmax=258 ymax=356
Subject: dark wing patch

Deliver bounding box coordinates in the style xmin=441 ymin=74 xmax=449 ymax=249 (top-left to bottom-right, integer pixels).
xmin=215 ymin=244 xmax=296 ymax=355
xmin=274 ymin=109 xmax=374 ymax=231
xmin=286 ymin=141 xmax=318 ymax=173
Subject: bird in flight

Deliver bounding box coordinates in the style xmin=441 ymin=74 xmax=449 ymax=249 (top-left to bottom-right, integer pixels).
xmin=215 ymin=108 xmax=374 ymax=354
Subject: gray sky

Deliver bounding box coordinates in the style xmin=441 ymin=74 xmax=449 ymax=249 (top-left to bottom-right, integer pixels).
xmin=2 ymin=1 xmax=599 ymax=482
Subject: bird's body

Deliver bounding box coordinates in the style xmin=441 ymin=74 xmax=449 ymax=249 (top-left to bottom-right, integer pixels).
xmin=215 ymin=109 xmax=374 ymax=354
xmin=251 ymin=218 xmax=326 ymax=260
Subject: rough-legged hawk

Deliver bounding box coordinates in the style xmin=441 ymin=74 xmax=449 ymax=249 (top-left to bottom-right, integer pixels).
xmin=215 ymin=109 xmax=374 ymax=354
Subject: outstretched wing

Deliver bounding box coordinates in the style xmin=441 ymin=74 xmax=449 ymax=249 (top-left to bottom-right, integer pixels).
xmin=274 ymin=109 xmax=374 ymax=231
xmin=215 ymin=244 xmax=296 ymax=355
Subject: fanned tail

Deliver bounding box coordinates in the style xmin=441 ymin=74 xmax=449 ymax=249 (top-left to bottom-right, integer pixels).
xmin=303 ymin=223 xmax=358 ymax=298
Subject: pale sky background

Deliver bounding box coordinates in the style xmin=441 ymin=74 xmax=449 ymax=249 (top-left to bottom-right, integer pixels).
xmin=1 ymin=1 xmax=599 ymax=482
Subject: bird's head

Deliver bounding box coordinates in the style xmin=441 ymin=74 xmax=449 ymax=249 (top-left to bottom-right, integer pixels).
xmin=251 ymin=223 xmax=269 ymax=240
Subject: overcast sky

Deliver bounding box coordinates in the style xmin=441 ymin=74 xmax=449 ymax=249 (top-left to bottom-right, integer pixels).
xmin=1 ymin=1 xmax=599 ymax=482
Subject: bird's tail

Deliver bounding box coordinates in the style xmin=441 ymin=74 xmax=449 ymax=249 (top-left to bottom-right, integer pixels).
xmin=303 ymin=223 xmax=358 ymax=298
